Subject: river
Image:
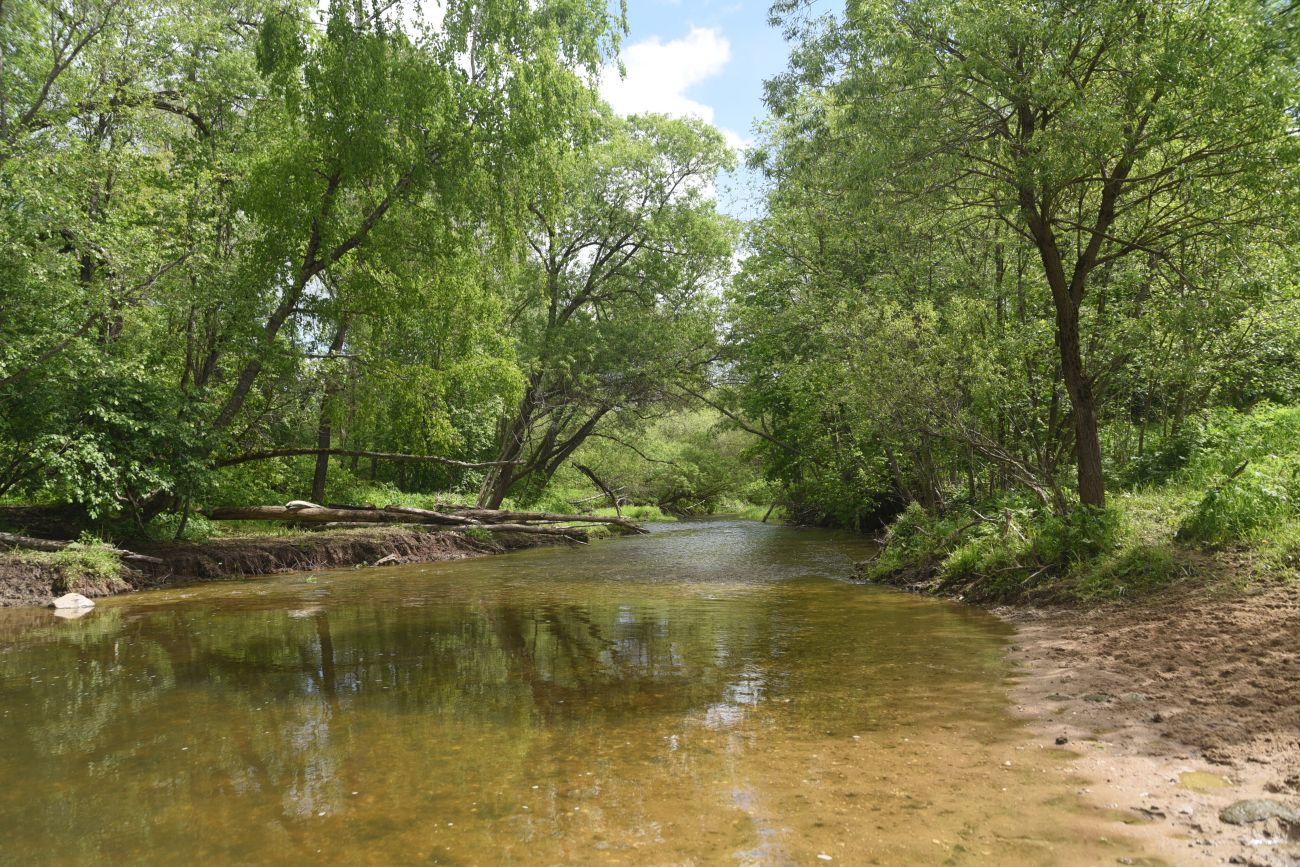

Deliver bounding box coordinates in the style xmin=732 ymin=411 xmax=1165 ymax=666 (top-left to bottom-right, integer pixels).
xmin=0 ymin=520 xmax=1154 ymax=865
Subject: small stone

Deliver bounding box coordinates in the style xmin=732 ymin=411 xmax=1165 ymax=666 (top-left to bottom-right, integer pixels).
xmin=1218 ymin=799 xmax=1300 ymax=825
xmin=1055 ymin=736 xmax=1069 ymax=746
xmin=50 ymin=593 xmax=94 ymax=610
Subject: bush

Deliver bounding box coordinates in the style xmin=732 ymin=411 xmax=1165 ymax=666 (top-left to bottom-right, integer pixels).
xmin=1032 ymin=505 xmax=1121 ymax=564
xmin=19 ymin=534 xmax=126 ymax=594
xmin=1177 ymin=458 xmax=1300 ymax=545
xmin=939 ymin=532 xmax=1020 ymax=580
xmin=146 ymin=512 xmax=217 ymax=542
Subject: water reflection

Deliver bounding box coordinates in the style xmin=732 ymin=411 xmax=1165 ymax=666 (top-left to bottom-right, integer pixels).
xmin=0 ymin=521 xmax=1147 ymax=865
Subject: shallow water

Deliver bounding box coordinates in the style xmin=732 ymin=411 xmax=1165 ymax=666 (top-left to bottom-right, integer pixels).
xmin=0 ymin=520 xmax=1150 ymax=864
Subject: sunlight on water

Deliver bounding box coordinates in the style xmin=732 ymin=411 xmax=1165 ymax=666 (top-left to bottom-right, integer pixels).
xmin=0 ymin=521 xmax=1151 ymax=865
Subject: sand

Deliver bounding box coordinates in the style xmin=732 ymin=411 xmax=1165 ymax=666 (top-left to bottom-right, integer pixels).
xmin=1005 ymin=582 xmax=1300 ymax=865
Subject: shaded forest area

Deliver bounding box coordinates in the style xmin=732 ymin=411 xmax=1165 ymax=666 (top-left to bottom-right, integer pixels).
xmin=3 ymin=0 xmax=1300 ymax=602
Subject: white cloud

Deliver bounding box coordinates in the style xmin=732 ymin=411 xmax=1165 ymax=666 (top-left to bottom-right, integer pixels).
xmin=600 ymin=27 xmax=750 ymax=152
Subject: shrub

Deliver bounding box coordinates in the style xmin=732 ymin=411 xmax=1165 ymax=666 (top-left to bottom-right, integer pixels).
xmin=1177 ymin=458 xmax=1300 ymax=545
xmin=1032 ymin=505 xmax=1121 ymax=565
xmin=146 ymin=512 xmax=217 ymax=542
xmin=31 ymin=534 xmax=125 ymax=594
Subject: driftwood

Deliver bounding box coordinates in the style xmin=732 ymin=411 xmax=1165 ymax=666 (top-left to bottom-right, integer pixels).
xmin=206 ymin=502 xmax=636 ymax=540
xmin=0 ymin=531 xmax=165 ymax=566
xmin=436 ymin=507 xmax=648 ymax=533
xmin=382 ymin=505 xmax=479 ymax=525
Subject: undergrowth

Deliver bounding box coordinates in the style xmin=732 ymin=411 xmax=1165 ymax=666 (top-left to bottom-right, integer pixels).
xmin=860 ymin=404 xmax=1300 ymax=603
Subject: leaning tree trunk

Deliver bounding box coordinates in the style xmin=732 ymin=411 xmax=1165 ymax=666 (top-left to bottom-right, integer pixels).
xmin=477 ymin=378 xmax=541 ymax=508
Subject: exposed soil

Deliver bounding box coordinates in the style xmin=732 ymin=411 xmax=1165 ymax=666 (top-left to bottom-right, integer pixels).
xmin=1004 ymin=580 xmax=1300 ymax=865
xmin=0 ymin=526 xmax=569 ymax=608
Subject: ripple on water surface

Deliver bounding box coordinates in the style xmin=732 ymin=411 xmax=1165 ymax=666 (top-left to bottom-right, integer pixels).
xmin=0 ymin=520 xmax=1152 ymax=864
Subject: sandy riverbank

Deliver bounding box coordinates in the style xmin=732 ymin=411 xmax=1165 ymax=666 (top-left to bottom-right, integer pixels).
xmin=1004 ymin=582 xmax=1300 ymax=865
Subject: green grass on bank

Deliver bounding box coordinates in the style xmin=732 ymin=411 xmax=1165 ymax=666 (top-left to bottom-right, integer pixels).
xmin=8 ymin=536 xmax=127 ymax=595
xmin=860 ymin=403 xmax=1300 ymax=604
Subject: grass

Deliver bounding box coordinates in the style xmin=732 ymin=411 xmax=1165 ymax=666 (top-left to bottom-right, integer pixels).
xmin=591 ymin=504 xmax=676 ymax=522
xmin=12 ymin=536 xmax=126 ymax=595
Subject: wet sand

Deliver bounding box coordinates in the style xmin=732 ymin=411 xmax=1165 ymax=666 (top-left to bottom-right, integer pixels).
xmin=1004 ymin=582 xmax=1300 ymax=865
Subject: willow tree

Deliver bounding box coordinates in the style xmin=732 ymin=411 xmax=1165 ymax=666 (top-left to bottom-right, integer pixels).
xmin=477 ymin=112 xmax=736 ymax=508
xmin=772 ymin=0 xmax=1299 ymax=508
xmin=0 ymin=0 xmax=625 ymax=517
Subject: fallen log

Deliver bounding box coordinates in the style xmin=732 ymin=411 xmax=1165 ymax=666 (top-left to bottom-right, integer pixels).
xmin=209 ymin=503 xmax=644 ymax=534
xmin=437 ymin=507 xmax=648 ymax=533
xmin=213 ymin=448 xmax=519 ymax=470
xmin=467 ymin=523 xmax=588 ymax=541
xmin=382 ymin=505 xmax=479 ymax=525
xmin=209 ymin=506 xmax=420 ymax=524
xmin=0 ymin=531 xmax=165 ymax=566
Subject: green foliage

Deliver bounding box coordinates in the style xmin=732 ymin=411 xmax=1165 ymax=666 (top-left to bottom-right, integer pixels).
xmin=1073 ymin=544 xmax=1179 ymax=602
xmin=16 ymin=535 xmax=126 ymax=594
xmin=1032 ymin=507 xmax=1122 ymax=566
xmin=594 ymin=504 xmax=675 ymax=523
xmin=726 ymin=0 xmax=1300 ymax=528
xmin=559 ymin=409 xmax=768 ymax=516
xmin=861 ymin=404 xmax=1300 ymax=601
xmin=0 ymin=0 xmax=631 ymax=526
xmin=476 ymin=113 xmax=737 ymax=507
xmin=144 ymin=512 xmax=217 ymax=543
xmin=461 ymin=527 xmax=493 ymax=543
xmin=1177 ymin=459 xmax=1300 ymax=545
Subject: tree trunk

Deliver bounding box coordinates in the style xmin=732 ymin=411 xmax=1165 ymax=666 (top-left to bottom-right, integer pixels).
xmin=311 ymin=320 xmax=350 ymax=503
xmin=477 ymin=377 xmax=541 ymax=508
xmin=573 ymin=463 xmax=621 ymax=516
xmin=1051 ymin=282 xmax=1105 ymax=507
xmin=1022 ymin=191 xmax=1107 ymax=509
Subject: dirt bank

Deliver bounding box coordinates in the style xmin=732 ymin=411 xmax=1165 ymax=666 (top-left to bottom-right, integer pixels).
xmin=0 ymin=526 xmax=570 ymax=608
xmin=1005 ymin=581 xmax=1300 ymax=865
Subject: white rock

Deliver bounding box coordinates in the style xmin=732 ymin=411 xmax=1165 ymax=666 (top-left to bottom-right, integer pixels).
xmin=50 ymin=592 xmax=95 ymax=610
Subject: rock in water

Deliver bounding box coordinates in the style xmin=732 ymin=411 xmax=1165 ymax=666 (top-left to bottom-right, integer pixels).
xmin=50 ymin=592 xmax=95 ymax=610
xmin=1218 ymin=799 xmax=1300 ymax=825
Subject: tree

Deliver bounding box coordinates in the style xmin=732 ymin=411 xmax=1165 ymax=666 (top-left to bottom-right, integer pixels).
xmin=771 ymin=0 xmax=1300 ymax=507
xmin=0 ymin=0 xmax=625 ymax=519
xmin=477 ymin=112 xmax=736 ymax=507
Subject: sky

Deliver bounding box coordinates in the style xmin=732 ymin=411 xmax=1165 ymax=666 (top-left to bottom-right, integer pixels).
xmin=597 ymin=0 xmax=793 ymax=217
